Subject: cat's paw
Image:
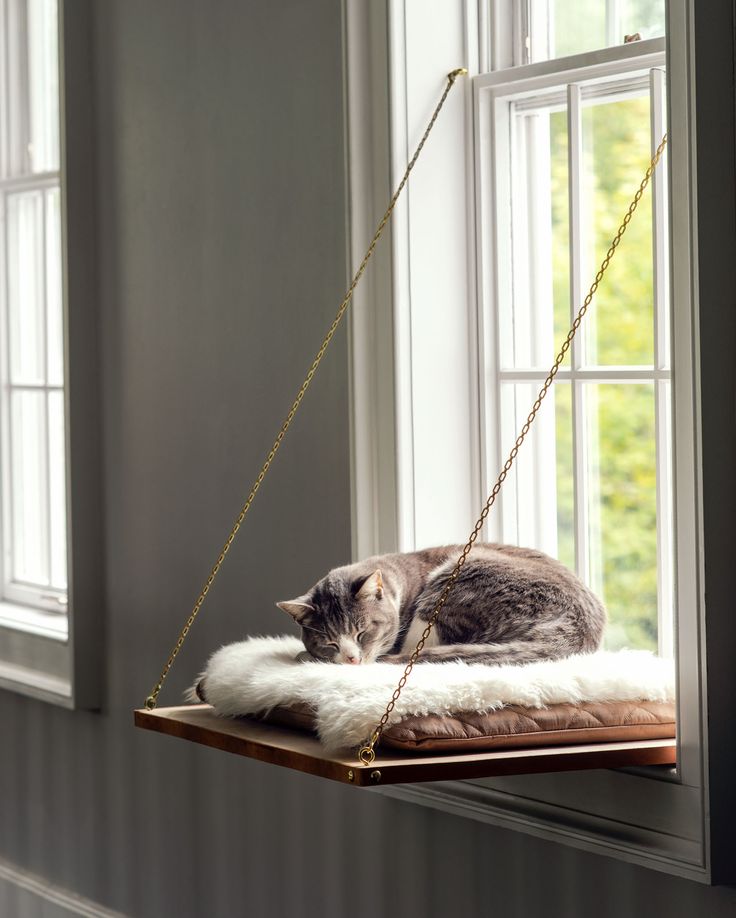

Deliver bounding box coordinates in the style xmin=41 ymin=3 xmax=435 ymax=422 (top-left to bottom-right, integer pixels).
xmin=295 ymin=650 xmax=316 ymax=663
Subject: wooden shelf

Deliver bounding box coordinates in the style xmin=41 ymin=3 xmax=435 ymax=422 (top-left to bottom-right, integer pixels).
xmin=134 ymin=705 xmax=676 ymax=787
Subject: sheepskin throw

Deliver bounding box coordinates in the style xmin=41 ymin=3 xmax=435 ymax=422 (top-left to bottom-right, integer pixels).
xmin=193 ymin=635 xmax=675 ymax=754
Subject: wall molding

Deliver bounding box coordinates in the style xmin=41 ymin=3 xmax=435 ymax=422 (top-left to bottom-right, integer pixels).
xmin=0 ymin=856 xmax=127 ymax=918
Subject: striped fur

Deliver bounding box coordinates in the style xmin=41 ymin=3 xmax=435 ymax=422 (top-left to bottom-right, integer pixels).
xmin=277 ymin=544 xmax=606 ymax=666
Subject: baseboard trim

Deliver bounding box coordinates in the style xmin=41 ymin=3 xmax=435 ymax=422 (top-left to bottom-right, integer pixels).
xmin=0 ymin=856 xmax=127 ymax=918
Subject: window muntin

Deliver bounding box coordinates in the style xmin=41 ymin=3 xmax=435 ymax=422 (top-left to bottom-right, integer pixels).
xmin=0 ymin=0 xmax=67 ymax=614
xmin=485 ymin=56 xmax=671 ymax=654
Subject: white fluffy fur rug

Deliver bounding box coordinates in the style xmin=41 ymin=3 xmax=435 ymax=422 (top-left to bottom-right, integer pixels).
xmin=191 ymin=635 xmax=675 ymax=753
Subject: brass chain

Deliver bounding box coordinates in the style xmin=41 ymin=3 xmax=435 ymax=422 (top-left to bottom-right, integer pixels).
xmin=357 ymin=132 xmax=669 ymax=766
xmin=143 ymin=69 xmax=468 ymax=710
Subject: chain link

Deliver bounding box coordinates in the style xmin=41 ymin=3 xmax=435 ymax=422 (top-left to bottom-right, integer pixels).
xmin=357 ymin=132 xmax=669 ymax=766
xmin=143 ymin=69 xmax=468 ymax=710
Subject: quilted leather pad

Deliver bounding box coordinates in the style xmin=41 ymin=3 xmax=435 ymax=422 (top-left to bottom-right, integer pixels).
xmin=262 ymin=700 xmax=675 ymax=755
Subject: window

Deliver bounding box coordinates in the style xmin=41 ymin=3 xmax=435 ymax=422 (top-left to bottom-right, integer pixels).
xmin=0 ymin=0 xmax=67 ymax=624
xmin=346 ymin=0 xmax=726 ymax=883
xmin=479 ymin=42 xmax=672 ymax=657
xmin=0 ymin=0 xmax=101 ymax=708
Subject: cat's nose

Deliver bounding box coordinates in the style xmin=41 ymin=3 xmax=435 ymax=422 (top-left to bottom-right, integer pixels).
xmin=347 ymin=655 xmax=361 ymax=665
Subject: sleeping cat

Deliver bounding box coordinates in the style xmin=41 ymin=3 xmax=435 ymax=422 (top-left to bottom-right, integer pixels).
xmin=277 ymin=544 xmax=606 ymax=666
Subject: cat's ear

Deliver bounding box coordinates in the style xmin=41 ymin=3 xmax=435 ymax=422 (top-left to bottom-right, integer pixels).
xmin=276 ymin=598 xmax=314 ymax=622
xmin=357 ymin=569 xmax=383 ymax=600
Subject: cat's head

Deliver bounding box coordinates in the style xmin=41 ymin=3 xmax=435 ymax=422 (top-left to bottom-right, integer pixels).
xmin=277 ymin=568 xmax=398 ymax=664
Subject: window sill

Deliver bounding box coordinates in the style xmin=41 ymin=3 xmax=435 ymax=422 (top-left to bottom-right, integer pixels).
xmin=0 ymin=606 xmax=72 ymax=705
xmin=0 ymin=601 xmax=68 ymax=641
xmin=0 ymin=658 xmax=72 ymax=705
xmin=376 ymin=770 xmax=707 ymax=882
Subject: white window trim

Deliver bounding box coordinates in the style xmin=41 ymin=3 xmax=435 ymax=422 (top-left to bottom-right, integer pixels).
xmin=344 ymin=0 xmax=718 ymax=882
xmin=0 ymin=0 xmax=103 ymax=709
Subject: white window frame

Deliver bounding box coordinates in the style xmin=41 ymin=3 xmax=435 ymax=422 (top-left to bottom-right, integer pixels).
xmin=476 ymin=42 xmax=673 ymax=657
xmin=345 ymin=0 xmax=723 ymax=882
xmin=0 ymin=0 xmax=103 ymax=708
xmin=0 ymin=0 xmax=68 ymax=617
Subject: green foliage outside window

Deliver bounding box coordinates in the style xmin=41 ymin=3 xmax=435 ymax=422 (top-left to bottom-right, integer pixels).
xmin=549 ymin=97 xmax=661 ymax=652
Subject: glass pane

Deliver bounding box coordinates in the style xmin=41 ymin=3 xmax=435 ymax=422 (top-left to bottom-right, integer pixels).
xmin=620 ymin=0 xmax=666 ymax=42
xmin=501 ymin=107 xmax=570 ymax=370
xmin=546 ymin=0 xmax=665 ymax=62
xmin=11 ymin=390 xmax=49 ymax=586
xmin=585 ymin=383 xmax=657 ymax=651
xmin=499 ymin=381 xmax=573 ymax=565
xmin=550 ymin=108 xmax=571 ymax=348
xmin=46 ymin=185 xmax=64 ymax=385
xmin=48 ymin=389 xmax=67 ymax=590
xmin=554 ymin=382 xmax=575 ymax=571
xmin=581 ymin=94 xmax=654 ymax=367
xmin=7 ymin=191 xmax=46 ymax=385
xmin=27 ymin=0 xmax=60 ymax=173
xmin=550 ymin=1 xmax=606 ymax=59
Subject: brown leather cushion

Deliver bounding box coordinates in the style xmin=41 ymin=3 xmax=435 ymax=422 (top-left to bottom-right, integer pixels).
xmin=259 ymin=700 xmax=676 ymax=755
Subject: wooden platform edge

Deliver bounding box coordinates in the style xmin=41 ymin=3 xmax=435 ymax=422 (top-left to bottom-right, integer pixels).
xmin=134 ymin=705 xmax=677 ymax=788
xmin=134 ymin=706 xmax=359 ymax=785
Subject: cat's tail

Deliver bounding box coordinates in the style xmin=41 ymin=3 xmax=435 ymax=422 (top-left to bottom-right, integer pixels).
xmin=184 ymin=676 xmax=208 ymax=704
xmin=406 ymin=640 xmax=587 ymax=666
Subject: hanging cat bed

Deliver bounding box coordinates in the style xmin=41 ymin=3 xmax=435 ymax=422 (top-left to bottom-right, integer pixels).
xmin=134 ymin=70 xmax=675 ymax=786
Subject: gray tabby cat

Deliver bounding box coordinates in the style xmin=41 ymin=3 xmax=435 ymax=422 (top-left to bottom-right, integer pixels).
xmin=277 ymin=543 xmax=606 ymax=666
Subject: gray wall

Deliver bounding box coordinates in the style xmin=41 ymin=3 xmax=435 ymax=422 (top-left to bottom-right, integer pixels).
xmin=2 ymin=2 xmax=736 ymax=916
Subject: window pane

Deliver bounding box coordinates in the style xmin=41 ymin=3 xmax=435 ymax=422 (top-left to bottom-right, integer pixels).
xmin=48 ymin=389 xmax=66 ymax=590
xmin=7 ymin=191 xmax=46 ymax=385
xmin=545 ymin=0 xmax=665 ymax=62
xmin=11 ymin=390 xmax=49 ymax=585
xmin=501 ymin=107 xmax=569 ymax=371
xmin=550 ymin=108 xmax=571 ymax=348
xmin=2 ymin=0 xmax=60 ymax=177
xmin=550 ymin=1 xmax=606 ymax=59
xmin=554 ymin=382 xmax=575 ymax=571
xmin=499 ymin=381 xmax=573 ymax=565
xmin=46 ymin=186 xmax=64 ymax=385
xmin=27 ymin=0 xmax=60 ymax=173
xmin=619 ymin=0 xmax=666 ymax=42
xmin=585 ymin=382 xmax=657 ymax=651
xmin=581 ymin=94 xmax=654 ymax=367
